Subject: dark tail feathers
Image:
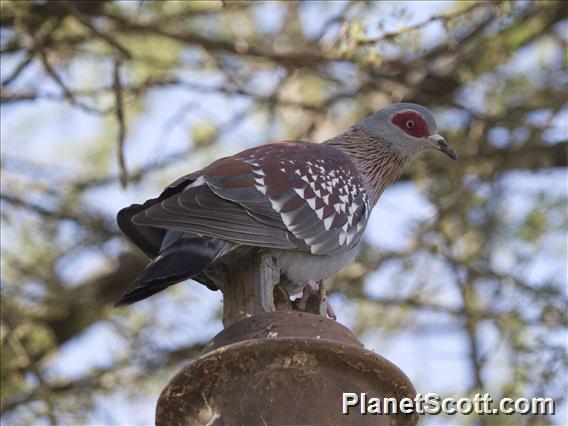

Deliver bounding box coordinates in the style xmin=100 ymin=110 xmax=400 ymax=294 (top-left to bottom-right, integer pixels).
xmin=115 ymin=236 xmax=227 ymax=306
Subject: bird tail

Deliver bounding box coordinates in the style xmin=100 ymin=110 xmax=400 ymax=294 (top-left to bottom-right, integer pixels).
xmin=114 ymin=236 xmax=228 ymax=306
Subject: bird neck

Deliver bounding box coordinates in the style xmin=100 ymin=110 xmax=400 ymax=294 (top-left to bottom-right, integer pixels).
xmin=324 ymin=126 xmax=409 ymax=205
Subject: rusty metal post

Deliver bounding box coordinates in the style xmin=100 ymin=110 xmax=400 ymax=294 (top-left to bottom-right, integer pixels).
xmin=156 ymin=252 xmax=417 ymax=425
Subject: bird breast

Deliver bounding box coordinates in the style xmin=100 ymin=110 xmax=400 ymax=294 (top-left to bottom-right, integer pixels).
xmin=270 ymin=243 xmax=361 ymax=294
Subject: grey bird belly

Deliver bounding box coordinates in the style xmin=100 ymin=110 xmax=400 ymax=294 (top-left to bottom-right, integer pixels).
xmin=270 ymin=244 xmax=361 ymax=294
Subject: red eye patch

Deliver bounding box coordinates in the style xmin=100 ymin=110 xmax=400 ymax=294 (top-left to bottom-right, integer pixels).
xmin=391 ymin=111 xmax=429 ymax=138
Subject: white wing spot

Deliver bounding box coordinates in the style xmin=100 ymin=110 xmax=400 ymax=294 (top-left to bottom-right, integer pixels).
xmin=346 ymin=229 xmax=357 ymax=245
xmin=323 ymin=213 xmax=335 ymax=230
xmin=347 ymin=214 xmax=354 ymax=226
xmin=185 ymin=176 xmax=205 ymax=189
xmin=271 ymin=197 xmax=288 ymax=211
xmin=280 ymin=211 xmax=294 ymax=227
xmin=349 ymin=203 xmax=359 ymax=215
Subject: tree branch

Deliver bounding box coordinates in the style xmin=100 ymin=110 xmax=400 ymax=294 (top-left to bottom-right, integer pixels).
xmin=113 ymin=58 xmax=128 ymax=187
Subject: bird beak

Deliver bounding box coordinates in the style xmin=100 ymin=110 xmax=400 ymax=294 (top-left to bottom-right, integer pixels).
xmin=427 ymin=134 xmax=457 ymax=160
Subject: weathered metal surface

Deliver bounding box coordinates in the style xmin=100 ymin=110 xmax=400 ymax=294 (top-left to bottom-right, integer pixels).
xmin=156 ymin=311 xmax=417 ymax=426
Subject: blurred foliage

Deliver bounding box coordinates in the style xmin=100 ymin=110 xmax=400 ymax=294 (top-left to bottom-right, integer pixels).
xmin=1 ymin=1 xmax=567 ymax=425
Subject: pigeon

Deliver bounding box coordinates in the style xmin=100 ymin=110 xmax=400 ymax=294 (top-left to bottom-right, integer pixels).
xmin=115 ymin=103 xmax=456 ymax=307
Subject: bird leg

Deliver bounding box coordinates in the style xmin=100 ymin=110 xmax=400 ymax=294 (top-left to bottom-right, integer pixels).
xmin=317 ymin=280 xmax=337 ymax=320
xmin=325 ymin=300 xmax=337 ymax=321
xmin=293 ymin=279 xmax=337 ymax=320
xmin=295 ymin=279 xmax=319 ymax=312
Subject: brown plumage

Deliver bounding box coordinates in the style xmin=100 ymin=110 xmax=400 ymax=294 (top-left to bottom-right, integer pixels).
xmin=115 ymin=103 xmax=456 ymax=306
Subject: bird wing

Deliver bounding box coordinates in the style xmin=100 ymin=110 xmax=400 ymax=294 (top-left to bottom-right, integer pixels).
xmin=120 ymin=141 xmax=370 ymax=256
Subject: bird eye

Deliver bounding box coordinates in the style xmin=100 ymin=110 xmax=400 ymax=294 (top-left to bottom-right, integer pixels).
xmin=406 ymin=120 xmax=415 ymax=128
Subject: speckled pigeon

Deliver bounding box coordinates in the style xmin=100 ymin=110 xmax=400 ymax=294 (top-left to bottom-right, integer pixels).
xmin=115 ymin=103 xmax=456 ymax=307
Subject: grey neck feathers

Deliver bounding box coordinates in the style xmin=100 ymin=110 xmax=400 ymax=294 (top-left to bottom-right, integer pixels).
xmin=324 ymin=125 xmax=409 ymax=205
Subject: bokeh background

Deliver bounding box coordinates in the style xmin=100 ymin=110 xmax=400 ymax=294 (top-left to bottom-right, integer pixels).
xmin=1 ymin=1 xmax=566 ymax=425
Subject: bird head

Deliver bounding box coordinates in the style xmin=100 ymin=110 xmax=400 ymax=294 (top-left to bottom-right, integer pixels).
xmin=359 ymin=103 xmax=457 ymax=160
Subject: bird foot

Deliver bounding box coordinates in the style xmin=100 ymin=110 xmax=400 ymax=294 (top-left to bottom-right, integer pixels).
xmin=293 ymin=279 xmax=336 ymax=320
xmin=326 ymin=303 xmax=337 ymax=321
xmin=295 ymin=279 xmax=319 ymax=311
